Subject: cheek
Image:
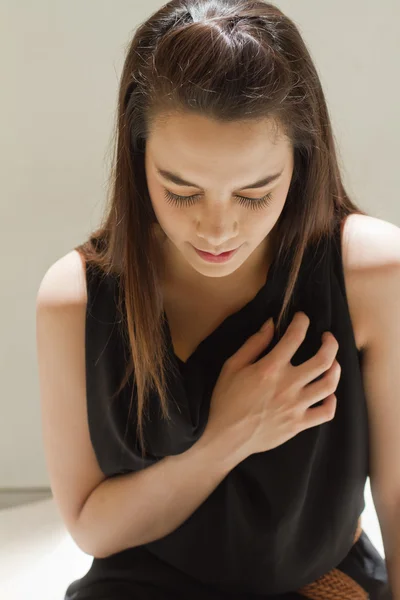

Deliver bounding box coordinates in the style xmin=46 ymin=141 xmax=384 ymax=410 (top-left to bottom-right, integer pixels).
xmin=244 ymin=208 xmax=275 ymax=230
xmin=242 ymin=200 xmax=285 ymax=241
xmin=150 ymin=191 xmax=188 ymax=236
xmin=147 ymin=183 xmax=169 ymax=223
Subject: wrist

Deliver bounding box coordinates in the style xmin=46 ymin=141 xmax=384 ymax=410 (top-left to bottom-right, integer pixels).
xmin=193 ymin=427 xmax=248 ymax=473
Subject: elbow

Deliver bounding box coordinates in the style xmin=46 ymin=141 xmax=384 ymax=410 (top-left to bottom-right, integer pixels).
xmin=69 ymin=516 xmax=124 ymax=560
xmin=69 ymin=528 xmax=108 ymax=559
xmin=68 ymin=524 xmax=97 ymax=558
xmin=67 ymin=511 xmax=107 ymax=559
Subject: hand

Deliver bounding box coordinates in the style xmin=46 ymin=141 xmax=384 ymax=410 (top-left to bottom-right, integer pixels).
xmin=204 ymin=312 xmax=340 ymax=459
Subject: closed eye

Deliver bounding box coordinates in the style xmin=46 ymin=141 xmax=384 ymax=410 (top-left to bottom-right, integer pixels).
xmin=163 ymin=189 xmax=274 ymax=211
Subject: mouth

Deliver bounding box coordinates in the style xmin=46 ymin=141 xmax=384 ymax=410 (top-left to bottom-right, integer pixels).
xmin=194 ymin=247 xmax=239 ymax=255
xmin=193 ymin=244 xmax=242 ymax=262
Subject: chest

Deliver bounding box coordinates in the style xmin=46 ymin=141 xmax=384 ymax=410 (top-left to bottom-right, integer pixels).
xmin=164 ymin=256 xmax=368 ymax=365
xmin=164 ymin=288 xmax=260 ymax=364
xmin=165 ymin=310 xmax=225 ymax=365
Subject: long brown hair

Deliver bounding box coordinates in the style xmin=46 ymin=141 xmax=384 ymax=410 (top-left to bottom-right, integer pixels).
xmin=75 ymin=0 xmax=367 ymax=456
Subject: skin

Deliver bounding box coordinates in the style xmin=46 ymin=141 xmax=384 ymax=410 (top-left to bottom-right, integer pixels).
xmin=143 ymin=113 xmax=400 ymax=588
xmin=144 ymin=112 xmax=295 ymax=300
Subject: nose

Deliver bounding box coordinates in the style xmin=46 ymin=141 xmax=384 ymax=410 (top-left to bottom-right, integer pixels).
xmin=195 ymin=210 xmax=239 ymax=247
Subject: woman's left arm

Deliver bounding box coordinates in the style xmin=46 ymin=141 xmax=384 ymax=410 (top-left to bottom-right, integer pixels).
xmin=358 ymin=222 xmax=400 ymax=598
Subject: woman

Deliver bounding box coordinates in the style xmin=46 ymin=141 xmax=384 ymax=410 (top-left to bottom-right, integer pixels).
xmin=36 ymin=1 xmax=398 ymax=598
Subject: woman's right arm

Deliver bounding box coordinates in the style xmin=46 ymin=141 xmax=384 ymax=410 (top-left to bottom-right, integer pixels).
xmin=36 ymin=250 xmax=243 ymax=560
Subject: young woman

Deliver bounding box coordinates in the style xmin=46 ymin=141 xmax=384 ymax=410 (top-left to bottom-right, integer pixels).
xmin=36 ymin=1 xmax=399 ymax=598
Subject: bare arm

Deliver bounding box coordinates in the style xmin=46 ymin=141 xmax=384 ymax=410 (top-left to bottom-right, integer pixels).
xmin=36 ymin=250 xmax=244 ymax=561
xmin=76 ymin=432 xmax=242 ymax=558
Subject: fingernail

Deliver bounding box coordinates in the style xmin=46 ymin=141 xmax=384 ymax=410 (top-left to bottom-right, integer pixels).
xmin=260 ymin=317 xmax=273 ymax=331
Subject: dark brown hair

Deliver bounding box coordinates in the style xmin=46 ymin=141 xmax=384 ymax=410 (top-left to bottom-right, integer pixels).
xmin=75 ymin=0 xmax=367 ymax=456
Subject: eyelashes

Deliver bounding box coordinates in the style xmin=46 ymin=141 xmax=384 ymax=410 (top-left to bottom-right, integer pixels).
xmin=163 ymin=189 xmax=274 ymax=211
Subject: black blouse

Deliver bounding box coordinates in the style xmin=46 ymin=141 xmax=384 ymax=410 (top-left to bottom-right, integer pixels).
xmin=65 ymin=219 xmax=392 ymax=599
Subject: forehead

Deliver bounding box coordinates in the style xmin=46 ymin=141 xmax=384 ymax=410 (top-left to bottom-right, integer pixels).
xmin=146 ymin=112 xmax=292 ymax=182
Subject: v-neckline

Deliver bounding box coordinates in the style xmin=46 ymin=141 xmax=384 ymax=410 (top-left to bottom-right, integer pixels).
xmin=163 ymin=248 xmax=283 ymax=371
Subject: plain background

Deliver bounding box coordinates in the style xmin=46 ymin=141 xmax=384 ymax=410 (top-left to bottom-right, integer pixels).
xmin=1 ymin=0 xmax=399 ymax=490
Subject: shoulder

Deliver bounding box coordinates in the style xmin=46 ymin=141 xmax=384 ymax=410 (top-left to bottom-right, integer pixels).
xmin=339 ymin=213 xmax=400 ymax=352
xmin=35 ymin=250 xmax=107 ymax=550
xmin=36 ymin=249 xmax=87 ymax=310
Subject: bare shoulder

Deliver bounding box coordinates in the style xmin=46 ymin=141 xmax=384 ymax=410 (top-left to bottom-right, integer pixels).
xmin=36 ymin=249 xmax=106 ymax=554
xmin=340 ymin=213 xmax=400 ymax=351
xmin=36 ymin=249 xmax=87 ymax=308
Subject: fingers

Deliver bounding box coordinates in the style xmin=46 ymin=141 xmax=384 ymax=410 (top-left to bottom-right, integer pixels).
xmin=225 ymin=318 xmax=275 ymax=371
xmin=300 ymin=359 xmax=341 ymax=408
xmin=295 ymin=331 xmax=339 ymax=387
xmin=262 ymin=312 xmax=310 ymax=367
xmin=301 ymin=394 xmax=337 ymax=431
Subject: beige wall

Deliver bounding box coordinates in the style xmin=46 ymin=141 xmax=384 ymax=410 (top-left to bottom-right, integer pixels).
xmin=1 ymin=0 xmax=398 ymax=488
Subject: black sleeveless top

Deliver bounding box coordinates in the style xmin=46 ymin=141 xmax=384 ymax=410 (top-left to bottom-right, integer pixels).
xmin=65 ymin=217 xmax=392 ymax=599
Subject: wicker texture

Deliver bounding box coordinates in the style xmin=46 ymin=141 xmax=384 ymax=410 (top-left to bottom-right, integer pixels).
xmin=297 ymin=518 xmax=367 ymax=599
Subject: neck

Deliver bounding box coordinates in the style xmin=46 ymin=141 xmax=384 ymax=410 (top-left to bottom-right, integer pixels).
xmin=159 ymin=228 xmax=277 ymax=301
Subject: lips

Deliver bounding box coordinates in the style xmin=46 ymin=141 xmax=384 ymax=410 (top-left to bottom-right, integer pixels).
xmin=195 ymin=248 xmax=237 ymax=255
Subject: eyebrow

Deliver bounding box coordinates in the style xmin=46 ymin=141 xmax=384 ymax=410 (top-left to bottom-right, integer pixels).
xmin=156 ymin=167 xmax=284 ymax=190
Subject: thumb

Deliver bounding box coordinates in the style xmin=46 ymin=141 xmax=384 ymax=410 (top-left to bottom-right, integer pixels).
xmin=230 ymin=318 xmax=275 ymax=371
